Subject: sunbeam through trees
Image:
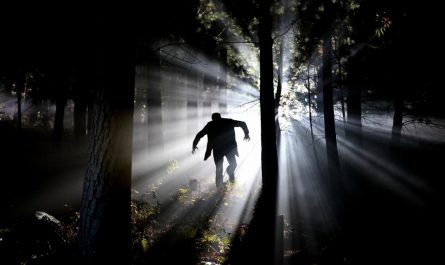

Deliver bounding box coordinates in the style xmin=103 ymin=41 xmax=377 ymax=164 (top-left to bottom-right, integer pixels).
xmin=0 ymin=1 xmax=444 ymax=265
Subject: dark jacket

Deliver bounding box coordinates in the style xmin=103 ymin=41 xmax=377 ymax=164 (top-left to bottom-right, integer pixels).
xmin=193 ymin=118 xmax=249 ymax=160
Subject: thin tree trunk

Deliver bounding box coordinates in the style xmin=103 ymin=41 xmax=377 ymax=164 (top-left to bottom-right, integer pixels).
xmin=335 ymin=36 xmax=346 ymax=125
xmin=87 ymin=98 xmax=94 ymax=135
xmin=17 ymin=84 xmax=22 ymax=130
xmin=346 ymin=84 xmax=362 ymax=145
xmin=391 ymin=96 xmax=403 ymax=145
xmin=315 ymin=65 xmax=324 ymax=114
xmin=259 ymin=0 xmax=278 ymax=210
xmin=257 ymin=0 xmax=279 ymax=263
xmin=75 ymin=66 xmax=94 ymax=139
xmin=203 ymin=101 xmax=211 ymax=118
xmin=345 ymin=49 xmax=362 ymax=145
xmin=228 ymin=1 xmax=280 ymax=264
xmin=275 ymin=37 xmax=284 ymax=143
xmin=187 ymin=70 xmax=199 ymax=136
xmin=147 ymin=51 xmax=163 ymax=150
xmin=340 ymin=95 xmax=346 ymax=124
xmin=16 ymin=71 xmax=25 ymax=129
xmin=218 ymin=45 xmax=228 ymax=114
xmin=78 ymin=14 xmax=135 ymax=265
xmin=52 ymin=93 xmax=66 ymax=144
xmin=322 ymin=33 xmax=340 ymax=176
xmin=307 ymin=64 xmax=314 ymax=140
xmin=74 ymin=98 xmax=87 ymax=139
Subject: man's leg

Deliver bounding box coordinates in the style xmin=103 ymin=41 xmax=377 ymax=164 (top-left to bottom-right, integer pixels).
xmin=213 ymin=153 xmax=224 ymax=189
xmin=225 ymin=151 xmax=237 ymax=183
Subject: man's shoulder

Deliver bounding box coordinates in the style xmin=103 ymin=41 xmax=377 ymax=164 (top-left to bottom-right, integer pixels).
xmin=221 ymin=118 xmax=237 ymax=122
xmin=204 ymin=121 xmax=216 ymax=129
xmin=225 ymin=118 xmax=245 ymax=125
xmin=219 ymin=118 xmax=237 ymax=125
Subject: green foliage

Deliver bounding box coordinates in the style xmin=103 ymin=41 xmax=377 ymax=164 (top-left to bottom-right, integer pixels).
xmin=166 ymin=159 xmax=180 ymax=175
xmin=131 ymin=200 xmax=160 ymax=222
xmin=178 ymin=188 xmax=189 ymax=195
xmin=177 ymin=187 xmax=190 ymax=203
xmin=196 ymin=0 xmax=261 ymax=90
xmin=198 ymin=0 xmax=220 ymax=29
xmin=197 ymin=215 xmax=232 ymax=264
xmin=347 ymin=1 xmax=360 ymax=12
xmin=141 ymin=238 xmax=149 ymax=253
xmin=131 ymin=200 xmax=161 ymax=256
xmin=375 ymin=14 xmax=392 ymax=38
xmin=200 ymin=229 xmax=231 ymax=253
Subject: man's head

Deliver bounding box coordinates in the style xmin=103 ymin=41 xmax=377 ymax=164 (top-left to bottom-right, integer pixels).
xmin=212 ymin=112 xmax=221 ymax=121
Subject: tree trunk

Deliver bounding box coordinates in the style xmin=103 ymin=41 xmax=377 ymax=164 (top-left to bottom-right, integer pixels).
xmin=275 ymin=37 xmax=284 ymax=143
xmin=15 ymin=70 xmax=25 ymax=129
xmin=74 ymin=98 xmax=87 ymax=139
xmin=335 ymin=36 xmax=347 ymax=125
xmin=75 ymin=66 xmax=95 ymax=139
xmin=228 ymin=1 xmax=281 ymax=264
xmin=322 ymin=33 xmax=340 ymax=176
xmin=187 ymin=71 xmax=199 ymax=136
xmin=315 ymin=66 xmax=324 ymax=114
xmin=218 ymin=45 xmax=228 ymax=114
xmin=203 ymin=101 xmax=212 ymax=119
xmin=147 ymin=51 xmax=163 ymax=149
xmin=346 ymin=84 xmax=362 ymax=145
xmin=391 ymin=96 xmax=403 ymax=145
xmin=256 ymin=0 xmax=279 ymax=263
xmin=307 ymin=64 xmax=314 ymax=140
xmin=87 ymin=98 xmax=94 ymax=135
xmin=340 ymin=95 xmax=346 ymax=124
xmin=52 ymin=93 xmax=66 ymax=145
xmin=78 ymin=14 xmax=135 ymax=265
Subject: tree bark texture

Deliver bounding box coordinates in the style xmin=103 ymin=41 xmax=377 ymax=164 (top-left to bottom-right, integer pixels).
xmin=78 ymin=13 xmax=135 ymax=265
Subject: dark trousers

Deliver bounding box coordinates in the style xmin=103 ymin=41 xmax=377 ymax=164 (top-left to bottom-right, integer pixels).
xmin=213 ymin=150 xmax=237 ymax=188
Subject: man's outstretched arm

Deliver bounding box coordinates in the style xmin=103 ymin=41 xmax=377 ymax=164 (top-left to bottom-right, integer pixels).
xmin=192 ymin=126 xmax=208 ymax=153
xmin=233 ymin=120 xmax=250 ymax=141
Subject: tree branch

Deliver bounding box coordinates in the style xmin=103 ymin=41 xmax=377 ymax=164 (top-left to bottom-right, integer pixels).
xmin=272 ymin=19 xmax=297 ymax=40
xmin=160 ymin=50 xmax=205 ymax=66
xmin=234 ymin=98 xmax=260 ymax=108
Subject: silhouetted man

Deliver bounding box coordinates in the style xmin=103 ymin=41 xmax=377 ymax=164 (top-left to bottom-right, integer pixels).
xmin=192 ymin=113 xmax=250 ymax=188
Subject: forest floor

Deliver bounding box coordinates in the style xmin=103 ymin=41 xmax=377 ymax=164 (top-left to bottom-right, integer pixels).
xmin=0 ymin=118 xmax=444 ymax=265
